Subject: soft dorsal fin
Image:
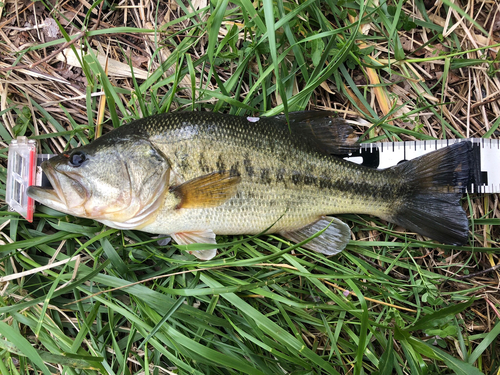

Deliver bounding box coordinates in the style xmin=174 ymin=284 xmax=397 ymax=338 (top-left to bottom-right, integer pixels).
xmin=271 ymin=111 xmax=360 ymax=155
xmin=170 ymin=171 xmax=241 ymax=209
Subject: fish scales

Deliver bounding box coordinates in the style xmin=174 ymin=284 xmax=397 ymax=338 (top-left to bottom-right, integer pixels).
xmin=27 ymin=111 xmax=475 ymax=259
xmin=134 ymin=112 xmax=406 ymax=234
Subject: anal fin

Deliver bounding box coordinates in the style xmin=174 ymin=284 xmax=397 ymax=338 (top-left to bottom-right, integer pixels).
xmin=171 ymin=230 xmax=217 ymax=260
xmin=280 ymin=216 xmax=351 ymax=255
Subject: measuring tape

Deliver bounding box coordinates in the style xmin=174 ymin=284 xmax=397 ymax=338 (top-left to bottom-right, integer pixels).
xmin=5 ymin=137 xmax=499 ymax=221
xmin=343 ymin=138 xmax=499 ymax=194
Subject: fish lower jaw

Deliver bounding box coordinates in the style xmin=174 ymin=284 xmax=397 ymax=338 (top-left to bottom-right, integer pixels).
xmin=96 ymin=209 xmax=161 ymax=231
xmin=96 ymin=219 xmax=132 ymax=230
xmin=27 ymin=186 xmax=73 ymax=215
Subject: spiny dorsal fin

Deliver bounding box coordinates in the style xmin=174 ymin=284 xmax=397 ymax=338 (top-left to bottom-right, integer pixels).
xmin=171 ymin=172 xmax=241 ymax=209
xmin=271 ymin=111 xmax=360 ymax=155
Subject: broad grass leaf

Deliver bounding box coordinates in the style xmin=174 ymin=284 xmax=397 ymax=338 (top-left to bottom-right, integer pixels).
xmin=406 ymin=299 xmax=475 ymax=332
xmin=468 ymin=321 xmax=500 ymax=364
xmin=0 ymin=321 xmax=52 ymax=375
xmin=417 ymin=338 xmax=484 ymax=375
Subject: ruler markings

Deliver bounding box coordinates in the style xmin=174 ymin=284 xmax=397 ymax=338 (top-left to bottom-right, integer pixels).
xmin=343 ymin=138 xmax=500 ymax=194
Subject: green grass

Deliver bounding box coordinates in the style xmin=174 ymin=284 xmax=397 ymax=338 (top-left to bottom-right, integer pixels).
xmin=1 ymin=0 xmax=500 ymax=374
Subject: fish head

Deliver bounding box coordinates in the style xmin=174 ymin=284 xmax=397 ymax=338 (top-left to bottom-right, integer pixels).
xmin=28 ymin=136 xmax=170 ymax=226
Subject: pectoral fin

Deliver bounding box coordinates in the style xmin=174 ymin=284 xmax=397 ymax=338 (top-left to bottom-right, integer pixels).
xmin=280 ymin=216 xmax=351 ymax=255
xmin=171 ymin=230 xmax=217 ymax=260
xmin=171 ymin=172 xmax=241 ymax=209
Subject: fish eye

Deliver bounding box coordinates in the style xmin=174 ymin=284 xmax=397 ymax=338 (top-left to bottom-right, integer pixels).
xmin=69 ymin=151 xmax=87 ymax=167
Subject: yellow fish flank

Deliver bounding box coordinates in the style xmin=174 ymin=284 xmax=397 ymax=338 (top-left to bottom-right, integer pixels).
xmin=28 ymin=111 xmax=474 ymax=259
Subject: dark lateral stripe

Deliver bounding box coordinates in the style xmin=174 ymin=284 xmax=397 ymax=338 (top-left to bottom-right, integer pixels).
xmin=282 ymin=171 xmax=408 ymax=201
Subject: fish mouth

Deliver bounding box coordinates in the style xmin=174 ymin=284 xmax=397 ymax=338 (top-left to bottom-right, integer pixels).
xmin=27 ymin=185 xmax=60 ymax=202
xmin=27 ymin=162 xmax=74 ymax=213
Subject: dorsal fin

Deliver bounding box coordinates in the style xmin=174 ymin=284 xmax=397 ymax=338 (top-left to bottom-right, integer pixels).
xmin=271 ymin=111 xmax=360 ymax=155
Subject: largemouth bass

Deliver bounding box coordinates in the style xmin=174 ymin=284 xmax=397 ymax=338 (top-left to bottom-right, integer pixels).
xmin=27 ymin=111 xmax=474 ymax=260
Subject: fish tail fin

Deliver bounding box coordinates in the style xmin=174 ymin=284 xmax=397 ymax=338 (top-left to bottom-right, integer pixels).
xmin=387 ymin=141 xmax=475 ymax=245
